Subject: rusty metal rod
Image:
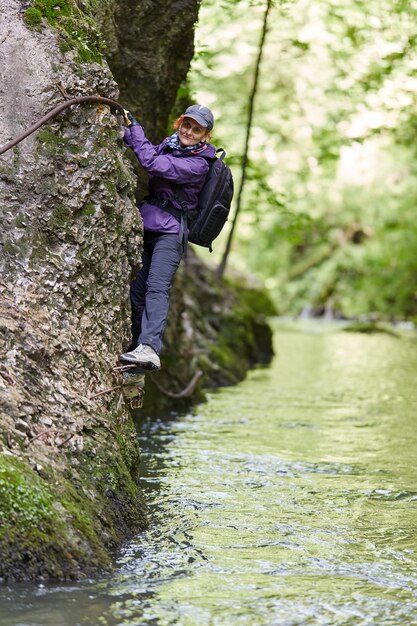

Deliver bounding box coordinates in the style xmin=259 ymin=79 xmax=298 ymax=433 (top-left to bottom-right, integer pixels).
xmin=0 ymin=95 xmax=126 ymax=156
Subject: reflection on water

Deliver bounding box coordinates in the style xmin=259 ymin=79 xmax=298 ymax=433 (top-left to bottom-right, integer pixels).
xmin=1 ymin=322 xmax=417 ymax=626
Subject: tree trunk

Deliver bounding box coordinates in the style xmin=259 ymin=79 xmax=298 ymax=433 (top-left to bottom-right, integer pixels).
xmin=216 ymin=0 xmax=273 ymax=280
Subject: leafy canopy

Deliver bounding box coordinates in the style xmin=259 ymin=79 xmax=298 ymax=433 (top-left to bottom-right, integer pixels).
xmin=190 ymin=0 xmax=417 ymax=319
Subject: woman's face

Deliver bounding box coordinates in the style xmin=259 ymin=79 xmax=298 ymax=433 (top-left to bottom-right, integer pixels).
xmin=179 ymin=117 xmax=209 ymax=146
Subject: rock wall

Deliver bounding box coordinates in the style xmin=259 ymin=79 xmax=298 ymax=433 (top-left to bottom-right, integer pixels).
xmin=0 ymin=0 xmax=202 ymax=582
xmin=0 ymin=0 xmax=274 ymax=582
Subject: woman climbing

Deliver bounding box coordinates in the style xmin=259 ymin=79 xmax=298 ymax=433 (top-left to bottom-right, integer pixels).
xmin=119 ymin=104 xmax=216 ymax=371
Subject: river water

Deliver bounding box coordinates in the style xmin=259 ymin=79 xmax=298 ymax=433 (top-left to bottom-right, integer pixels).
xmin=1 ymin=322 xmax=417 ymax=626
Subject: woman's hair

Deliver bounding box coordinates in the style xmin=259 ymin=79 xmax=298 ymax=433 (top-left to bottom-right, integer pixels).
xmin=173 ymin=115 xmax=212 ymax=141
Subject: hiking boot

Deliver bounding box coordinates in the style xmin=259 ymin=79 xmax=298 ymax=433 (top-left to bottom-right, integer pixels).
xmin=119 ymin=344 xmax=161 ymax=370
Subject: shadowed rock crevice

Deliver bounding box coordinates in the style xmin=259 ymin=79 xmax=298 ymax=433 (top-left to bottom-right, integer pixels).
xmin=100 ymin=0 xmax=199 ymax=140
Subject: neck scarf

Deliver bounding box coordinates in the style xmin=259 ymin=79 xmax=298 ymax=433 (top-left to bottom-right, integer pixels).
xmin=165 ymin=131 xmax=205 ymax=152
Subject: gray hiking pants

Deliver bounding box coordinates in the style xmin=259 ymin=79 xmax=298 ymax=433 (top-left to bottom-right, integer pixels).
xmin=130 ymin=231 xmax=183 ymax=355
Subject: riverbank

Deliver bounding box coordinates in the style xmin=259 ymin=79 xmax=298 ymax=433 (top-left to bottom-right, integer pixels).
xmin=141 ymin=253 xmax=276 ymax=413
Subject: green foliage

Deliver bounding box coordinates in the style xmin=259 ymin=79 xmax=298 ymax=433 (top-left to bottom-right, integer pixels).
xmin=189 ymin=0 xmax=417 ymax=320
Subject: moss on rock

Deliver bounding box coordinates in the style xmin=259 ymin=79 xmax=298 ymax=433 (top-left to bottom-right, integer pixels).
xmin=32 ymin=0 xmax=72 ymax=25
xmin=23 ymin=0 xmax=105 ymax=63
xmin=59 ymin=15 xmax=106 ymax=64
xmin=0 ymin=414 xmax=147 ymax=583
xmin=23 ymin=8 xmax=43 ymax=28
xmin=0 ymin=454 xmax=83 ymax=581
xmin=0 ymin=456 xmax=56 ymax=530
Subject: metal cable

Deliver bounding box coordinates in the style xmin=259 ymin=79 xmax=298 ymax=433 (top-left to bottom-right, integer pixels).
xmin=0 ymin=95 xmax=125 ymax=156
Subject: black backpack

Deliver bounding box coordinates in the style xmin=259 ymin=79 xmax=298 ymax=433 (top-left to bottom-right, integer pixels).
xmin=172 ymin=148 xmax=234 ymax=252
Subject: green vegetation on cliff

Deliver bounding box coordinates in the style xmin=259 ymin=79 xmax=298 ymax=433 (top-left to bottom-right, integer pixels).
xmin=141 ymin=254 xmax=275 ymax=414
xmin=24 ymin=0 xmax=105 ymax=63
xmin=0 ymin=415 xmax=146 ymax=582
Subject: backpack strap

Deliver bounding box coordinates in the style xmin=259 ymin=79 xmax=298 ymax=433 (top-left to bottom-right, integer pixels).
xmin=145 ymin=148 xmax=222 ymax=254
xmin=145 ymin=195 xmax=182 ymax=221
xmin=170 ymin=182 xmax=188 ymax=210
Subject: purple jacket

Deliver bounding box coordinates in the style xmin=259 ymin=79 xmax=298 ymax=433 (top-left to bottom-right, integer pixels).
xmin=124 ymin=125 xmax=217 ymax=234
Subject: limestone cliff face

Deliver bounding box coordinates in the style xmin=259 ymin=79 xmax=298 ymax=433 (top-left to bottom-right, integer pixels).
xmin=0 ymin=0 xmax=274 ymax=582
xmin=0 ymin=0 xmax=201 ymax=582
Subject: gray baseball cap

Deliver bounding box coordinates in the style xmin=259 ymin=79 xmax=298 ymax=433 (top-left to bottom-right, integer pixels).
xmin=184 ymin=104 xmax=214 ymax=131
